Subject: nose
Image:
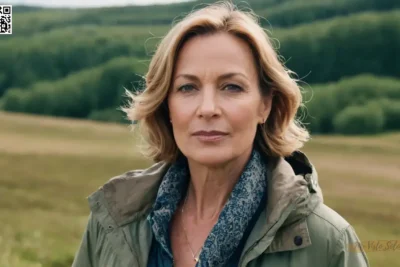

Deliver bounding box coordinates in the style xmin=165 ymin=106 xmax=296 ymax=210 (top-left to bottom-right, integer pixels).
xmin=196 ymin=87 xmax=221 ymax=119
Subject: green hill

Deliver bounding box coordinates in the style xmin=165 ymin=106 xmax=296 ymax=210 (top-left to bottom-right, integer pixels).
xmin=2 ymin=10 xmax=399 ymax=93
xmin=10 ymin=0 xmax=400 ymax=36
xmin=1 ymin=0 xmax=399 ymax=135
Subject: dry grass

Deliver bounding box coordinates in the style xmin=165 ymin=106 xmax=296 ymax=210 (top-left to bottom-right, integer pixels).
xmin=0 ymin=111 xmax=398 ymax=267
xmin=302 ymin=134 xmax=400 ymax=267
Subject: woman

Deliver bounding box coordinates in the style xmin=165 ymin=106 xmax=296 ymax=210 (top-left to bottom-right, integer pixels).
xmin=72 ymin=2 xmax=369 ymax=267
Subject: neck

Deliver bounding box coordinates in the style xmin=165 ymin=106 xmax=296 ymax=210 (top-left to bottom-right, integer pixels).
xmin=184 ymin=147 xmax=253 ymax=222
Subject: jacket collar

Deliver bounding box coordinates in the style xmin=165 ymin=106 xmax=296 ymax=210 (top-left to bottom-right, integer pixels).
xmin=88 ymin=150 xmax=323 ymax=254
xmin=239 ymin=151 xmax=323 ymax=262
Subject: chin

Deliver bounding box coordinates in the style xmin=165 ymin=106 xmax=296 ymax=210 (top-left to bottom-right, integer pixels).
xmin=184 ymin=145 xmax=235 ymax=167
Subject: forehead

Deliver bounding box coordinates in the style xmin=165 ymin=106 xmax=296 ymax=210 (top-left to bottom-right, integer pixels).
xmin=174 ymin=32 xmax=258 ymax=78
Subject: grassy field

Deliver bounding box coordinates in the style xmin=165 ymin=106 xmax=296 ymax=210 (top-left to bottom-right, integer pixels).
xmin=0 ymin=111 xmax=399 ymax=267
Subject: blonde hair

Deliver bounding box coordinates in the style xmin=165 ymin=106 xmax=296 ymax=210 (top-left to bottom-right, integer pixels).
xmin=123 ymin=1 xmax=309 ymax=163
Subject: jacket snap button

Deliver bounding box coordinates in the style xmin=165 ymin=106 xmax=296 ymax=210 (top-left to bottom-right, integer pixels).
xmin=294 ymin=235 xmax=303 ymax=246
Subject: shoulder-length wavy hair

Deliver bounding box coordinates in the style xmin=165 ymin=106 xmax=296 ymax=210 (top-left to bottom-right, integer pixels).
xmin=123 ymin=1 xmax=309 ymax=163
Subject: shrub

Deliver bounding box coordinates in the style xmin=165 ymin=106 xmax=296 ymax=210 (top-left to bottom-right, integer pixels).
xmin=304 ymin=74 xmax=400 ymax=134
xmin=374 ymin=98 xmax=400 ymax=131
xmin=1 ymin=57 xmax=145 ymax=118
xmin=333 ymin=102 xmax=385 ymax=135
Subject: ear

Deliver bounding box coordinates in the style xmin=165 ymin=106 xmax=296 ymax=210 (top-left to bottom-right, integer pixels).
xmin=258 ymin=94 xmax=273 ymax=124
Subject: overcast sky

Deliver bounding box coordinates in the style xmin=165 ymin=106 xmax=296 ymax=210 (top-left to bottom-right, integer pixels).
xmin=5 ymin=0 xmax=191 ymax=8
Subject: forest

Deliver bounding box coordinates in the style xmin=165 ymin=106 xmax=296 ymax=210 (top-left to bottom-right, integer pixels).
xmin=1 ymin=0 xmax=399 ymax=134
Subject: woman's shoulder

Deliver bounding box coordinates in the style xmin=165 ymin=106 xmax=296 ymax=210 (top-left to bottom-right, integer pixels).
xmin=95 ymin=161 xmax=169 ymax=195
xmin=309 ymin=203 xmax=350 ymax=232
xmin=303 ymin=203 xmax=369 ymax=266
xmin=86 ymin=161 xmax=170 ymax=224
xmin=306 ymin=203 xmax=363 ymax=253
xmin=106 ymin=161 xmax=169 ymax=185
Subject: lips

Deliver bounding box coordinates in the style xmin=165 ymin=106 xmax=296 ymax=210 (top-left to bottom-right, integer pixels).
xmin=192 ymin=130 xmax=228 ymax=136
xmin=192 ymin=130 xmax=228 ymax=142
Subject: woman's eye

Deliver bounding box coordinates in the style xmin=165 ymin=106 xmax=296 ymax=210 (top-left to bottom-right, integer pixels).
xmin=177 ymin=84 xmax=243 ymax=92
xmin=224 ymin=84 xmax=243 ymax=92
xmin=177 ymin=84 xmax=195 ymax=92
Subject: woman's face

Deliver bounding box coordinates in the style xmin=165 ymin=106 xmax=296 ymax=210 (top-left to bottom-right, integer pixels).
xmin=168 ymin=32 xmax=271 ymax=166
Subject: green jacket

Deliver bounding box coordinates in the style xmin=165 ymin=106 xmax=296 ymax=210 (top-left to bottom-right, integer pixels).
xmin=72 ymin=151 xmax=369 ymax=267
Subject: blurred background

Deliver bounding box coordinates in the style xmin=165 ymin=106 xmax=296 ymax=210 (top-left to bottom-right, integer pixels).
xmin=0 ymin=0 xmax=399 ymax=266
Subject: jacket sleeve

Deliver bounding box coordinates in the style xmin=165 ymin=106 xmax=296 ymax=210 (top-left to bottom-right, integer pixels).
xmin=329 ymin=225 xmax=370 ymax=267
xmin=72 ymin=212 xmax=99 ymax=267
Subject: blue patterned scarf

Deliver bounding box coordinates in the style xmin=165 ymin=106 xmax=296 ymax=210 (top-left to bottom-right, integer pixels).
xmin=147 ymin=148 xmax=267 ymax=267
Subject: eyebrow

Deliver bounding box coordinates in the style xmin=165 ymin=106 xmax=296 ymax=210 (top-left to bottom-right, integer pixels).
xmin=174 ymin=72 xmax=248 ymax=82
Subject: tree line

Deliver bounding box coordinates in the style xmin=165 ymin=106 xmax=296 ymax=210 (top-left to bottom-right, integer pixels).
xmin=1 ymin=57 xmax=146 ymax=121
xmin=1 ymin=10 xmax=399 ymax=96
xmin=303 ymin=74 xmax=400 ymax=134
xmin=10 ymin=0 xmax=399 ymax=37
xmin=2 ymin=70 xmax=399 ymax=135
xmin=1 ymin=1 xmax=399 ymax=135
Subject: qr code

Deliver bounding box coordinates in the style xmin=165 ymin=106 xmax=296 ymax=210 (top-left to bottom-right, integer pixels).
xmin=0 ymin=5 xmax=12 ymax=34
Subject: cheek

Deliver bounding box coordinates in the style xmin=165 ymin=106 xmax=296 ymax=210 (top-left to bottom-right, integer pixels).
xmin=226 ymin=103 xmax=259 ymax=134
xmin=168 ymin=96 xmax=195 ymax=128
